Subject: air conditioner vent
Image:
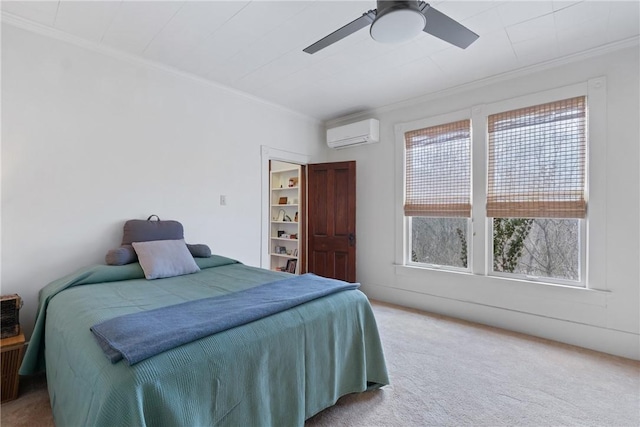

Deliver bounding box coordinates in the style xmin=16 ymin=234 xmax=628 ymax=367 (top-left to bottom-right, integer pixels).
xmin=327 ymin=119 xmax=379 ymax=149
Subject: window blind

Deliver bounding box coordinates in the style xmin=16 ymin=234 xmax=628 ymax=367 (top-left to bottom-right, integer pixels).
xmin=487 ymin=96 xmax=586 ymax=219
xmin=404 ymin=119 xmax=471 ymax=217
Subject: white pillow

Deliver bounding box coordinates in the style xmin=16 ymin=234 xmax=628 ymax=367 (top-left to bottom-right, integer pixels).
xmin=132 ymin=239 xmax=200 ymax=280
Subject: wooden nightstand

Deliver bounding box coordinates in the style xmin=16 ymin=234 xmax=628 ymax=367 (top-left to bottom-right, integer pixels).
xmin=1 ymin=329 xmax=25 ymax=403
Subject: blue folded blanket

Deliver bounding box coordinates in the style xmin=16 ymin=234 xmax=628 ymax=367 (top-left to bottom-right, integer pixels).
xmin=91 ymin=273 xmax=359 ymax=365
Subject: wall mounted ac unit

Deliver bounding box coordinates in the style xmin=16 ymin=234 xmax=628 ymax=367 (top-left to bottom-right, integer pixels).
xmin=327 ymin=118 xmax=379 ymax=149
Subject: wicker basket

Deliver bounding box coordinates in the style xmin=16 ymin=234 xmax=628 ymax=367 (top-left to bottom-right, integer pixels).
xmin=1 ymin=329 xmax=24 ymax=402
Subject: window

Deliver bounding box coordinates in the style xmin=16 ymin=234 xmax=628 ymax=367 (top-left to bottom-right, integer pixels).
xmin=492 ymin=218 xmax=580 ymax=281
xmin=488 ymin=97 xmax=586 ymax=283
xmin=404 ymin=120 xmax=471 ymax=269
xmin=398 ymin=84 xmax=597 ymax=287
xmin=410 ymin=217 xmax=469 ymax=268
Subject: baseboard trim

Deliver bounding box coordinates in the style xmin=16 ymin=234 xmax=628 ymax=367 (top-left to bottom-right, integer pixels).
xmin=362 ymin=283 xmax=640 ymax=361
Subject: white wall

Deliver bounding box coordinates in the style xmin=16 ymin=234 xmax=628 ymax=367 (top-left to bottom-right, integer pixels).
xmin=1 ymin=23 xmax=324 ymax=340
xmin=326 ymin=46 xmax=640 ymax=360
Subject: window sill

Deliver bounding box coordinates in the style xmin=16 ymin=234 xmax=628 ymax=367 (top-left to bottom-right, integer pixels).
xmin=394 ymin=264 xmax=610 ymax=295
xmin=396 ymin=264 xmax=472 ymax=278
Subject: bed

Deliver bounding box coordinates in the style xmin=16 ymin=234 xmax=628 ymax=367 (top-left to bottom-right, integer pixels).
xmin=20 ymin=255 xmax=389 ymax=426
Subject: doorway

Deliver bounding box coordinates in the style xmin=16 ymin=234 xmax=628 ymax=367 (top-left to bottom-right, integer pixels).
xmin=260 ymin=147 xmax=357 ymax=282
xmin=260 ymin=146 xmax=310 ymax=271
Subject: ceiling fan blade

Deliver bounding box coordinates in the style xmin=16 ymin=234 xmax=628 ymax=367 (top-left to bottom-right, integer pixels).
xmin=420 ymin=4 xmax=479 ymax=49
xmin=303 ymin=12 xmax=375 ymax=54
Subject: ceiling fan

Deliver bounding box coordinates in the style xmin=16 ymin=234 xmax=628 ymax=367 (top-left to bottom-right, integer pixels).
xmin=303 ymin=0 xmax=479 ymax=54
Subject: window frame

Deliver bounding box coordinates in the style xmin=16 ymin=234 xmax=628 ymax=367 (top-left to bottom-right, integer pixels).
xmin=482 ymin=84 xmax=590 ymax=287
xmin=396 ymin=109 xmax=473 ymax=273
xmin=394 ymin=77 xmax=607 ymax=290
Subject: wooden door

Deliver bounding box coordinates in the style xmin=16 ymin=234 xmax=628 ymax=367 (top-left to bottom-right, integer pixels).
xmin=307 ymin=161 xmax=356 ymax=282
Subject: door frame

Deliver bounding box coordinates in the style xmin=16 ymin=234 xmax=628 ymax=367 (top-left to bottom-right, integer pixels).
xmin=260 ymin=146 xmax=311 ymax=270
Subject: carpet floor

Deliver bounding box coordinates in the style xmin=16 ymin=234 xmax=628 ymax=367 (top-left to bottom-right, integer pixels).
xmin=2 ymin=300 xmax=639 ymax=426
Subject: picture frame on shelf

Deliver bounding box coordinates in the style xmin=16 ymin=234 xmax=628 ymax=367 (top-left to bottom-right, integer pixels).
xmin=286 ymin=259 xmax=297 ymax=274
xmin=278 ymin=197 xmax=288 ymax=205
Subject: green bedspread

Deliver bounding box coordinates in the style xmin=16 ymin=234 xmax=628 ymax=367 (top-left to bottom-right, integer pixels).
xmin=20 ymin=256 xmax=389 ymax=426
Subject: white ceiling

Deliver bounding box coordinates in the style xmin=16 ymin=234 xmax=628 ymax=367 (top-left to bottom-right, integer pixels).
xmin=2 ymin=1 xmax=639 ymax=121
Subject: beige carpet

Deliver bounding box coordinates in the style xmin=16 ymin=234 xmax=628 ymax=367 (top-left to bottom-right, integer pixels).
xmin=2 ymin=301 xmax=639 ymax=426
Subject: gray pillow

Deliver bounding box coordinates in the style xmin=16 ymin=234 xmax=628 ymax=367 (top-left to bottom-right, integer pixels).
xmin=106 ymin=244 xmax=211 ymax=265
xmin=187 ymin=244 xmax=212 ymax=258
xmin=122 ymin=219 xmax=184 ymax=245
xmin=105 ymin=245 xmax=137 ymax=265
xmin=105 ymin=216 xmax=212 ymax=265
xmin=132 ymin=239 xmax=200 ymax=280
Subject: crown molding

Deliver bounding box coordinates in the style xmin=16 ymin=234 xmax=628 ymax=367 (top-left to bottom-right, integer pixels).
xmin=326 ymin=35 xmax=640 ymax=126
xmin=1 ymin=12 xmax=321 ymax=125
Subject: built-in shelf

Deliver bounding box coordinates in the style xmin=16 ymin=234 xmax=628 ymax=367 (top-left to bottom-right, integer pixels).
xmin=270 ymin=164 xmax=301 ymax=274
xmin=270 ymin=253 xmax=298 ymax=259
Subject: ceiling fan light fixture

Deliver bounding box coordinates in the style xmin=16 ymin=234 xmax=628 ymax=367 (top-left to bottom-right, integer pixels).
xmin=303 ymin=0 xmax=478 ymax=54
xmin=370 ymin=8 xmax=426 ymax=43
